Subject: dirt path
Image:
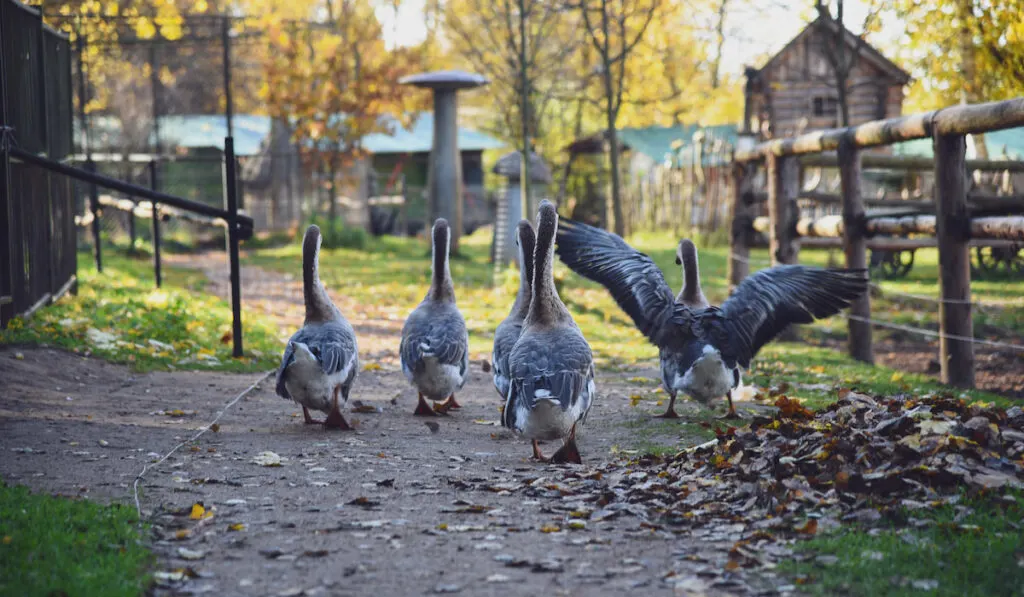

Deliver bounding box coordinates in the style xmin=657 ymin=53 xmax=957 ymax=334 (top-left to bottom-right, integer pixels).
xmin=0 ymin=346 xmax=785 ymax=597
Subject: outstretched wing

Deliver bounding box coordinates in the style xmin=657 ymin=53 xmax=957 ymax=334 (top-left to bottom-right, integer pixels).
xmin=555 ymin=218 xmax=683 ymax=348
xmin=716 ymin=265 xmax=868 ymax=368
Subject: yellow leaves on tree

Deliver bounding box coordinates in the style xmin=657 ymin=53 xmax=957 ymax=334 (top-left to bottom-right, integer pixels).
xmin=257 ymin=0 xmax=428 ymax=191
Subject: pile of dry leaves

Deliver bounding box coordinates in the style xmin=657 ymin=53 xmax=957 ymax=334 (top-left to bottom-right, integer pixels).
xmin=509 ymin=391 xmax=1024 ymax=574
xmin=626 ymin=392 xmax=1023 ymax=529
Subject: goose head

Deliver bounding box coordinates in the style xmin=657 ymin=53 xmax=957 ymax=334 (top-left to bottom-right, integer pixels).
xmin=675 ymin=239 xmax=708 ymax=308
xmin=526 ymin=200 xmax=571 ymax=327
xmin=429 ymin=218 xmax=455 ymax=303
xmin=511 ymin=219 xmax=536 ymax=318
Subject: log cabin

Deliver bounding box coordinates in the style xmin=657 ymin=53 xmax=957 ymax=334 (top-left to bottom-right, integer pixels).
xmin=743 ymin=16 xmax=910 ymax=140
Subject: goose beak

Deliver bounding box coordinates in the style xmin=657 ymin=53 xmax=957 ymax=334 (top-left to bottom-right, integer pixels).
xmin=675 ymin=256 xmax=682 ymax=265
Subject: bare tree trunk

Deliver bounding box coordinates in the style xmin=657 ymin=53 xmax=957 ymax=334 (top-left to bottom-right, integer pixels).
xmin=606 ymin=104 xmax=625 ymax=236
xmin=710 ymin=0 xmax=729 ymax=89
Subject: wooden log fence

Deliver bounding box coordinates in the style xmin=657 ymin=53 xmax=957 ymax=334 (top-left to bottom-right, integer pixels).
xmin=752 ymin=214 xmax=1024 ymax=242
xmin=732 ymin=97 xmax=1024 ymax=388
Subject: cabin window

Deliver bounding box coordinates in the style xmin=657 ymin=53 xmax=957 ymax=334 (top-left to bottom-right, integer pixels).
xmin=812 ymin=96 xmax=839 ymax=117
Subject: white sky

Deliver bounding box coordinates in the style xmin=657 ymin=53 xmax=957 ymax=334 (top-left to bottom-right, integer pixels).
xmin=374 ymin=0 xmax=904 ymax=78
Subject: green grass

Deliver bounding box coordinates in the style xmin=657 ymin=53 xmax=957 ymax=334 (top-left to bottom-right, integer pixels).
xmin=0 ymin=482 xmax=152 ymax=597
xmin=0 ymin=250 xmax=281 ymax=373
xmin=781 ymin=491 xmax=1024 ymax=597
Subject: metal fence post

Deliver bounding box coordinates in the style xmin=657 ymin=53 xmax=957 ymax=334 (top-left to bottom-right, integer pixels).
xmin=149 ymin=159 xmax=161 ymax=288
xmin=0 ymin=0 xmax=13 ymax=326
xmin=88 ymin=159 xmax=102 ymax=271
xmin=223 ymin=136 xmax=243 ymax=357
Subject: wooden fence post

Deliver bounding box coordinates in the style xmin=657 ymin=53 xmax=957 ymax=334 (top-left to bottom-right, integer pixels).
xmin=934 ymin=132 xmax=974 ymax=387
xmin=837 ymin=136 xmax=873 ymax=364
xmin=767 ymin=153 xmax=799 ymax=265
xmin=728 ymin=161 xmax=752 ymax=290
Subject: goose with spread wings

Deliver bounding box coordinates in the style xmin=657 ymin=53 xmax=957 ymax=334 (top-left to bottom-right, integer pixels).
xmin=276 ymin=225 xmax=359 ymax=430
xmin=555 ymin=218 xmax=867 ymax=418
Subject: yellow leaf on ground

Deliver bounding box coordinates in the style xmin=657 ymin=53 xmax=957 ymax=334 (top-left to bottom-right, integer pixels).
xmin=189 ymin=503 xmax=205 ymax=520
xmin=363 ymin=363 xmax=382 ymax=371
xmin=227 ymin=523 xmax=246 ymax=531
xmin=539 ymin=524 xmax=561 ymax=533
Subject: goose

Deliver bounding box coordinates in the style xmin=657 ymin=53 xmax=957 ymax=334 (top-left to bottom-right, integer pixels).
xmin=400 ymin=218 xmax=470 ymax=416
xmin=275 ymin=225 xmax=359 ymax=430
xmin=492 ymin=219 xmax=536 ymax=401
xmin=675 ymin=239 xmax=708 ymax=309
xmin=502 ymin=200 xmax=595 ymax=464
xmin=555 ymin=218 xmax=867 ymax=418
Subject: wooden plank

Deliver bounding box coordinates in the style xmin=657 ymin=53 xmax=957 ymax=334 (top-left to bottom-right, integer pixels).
xmin=736 ymin=97 xmax=1024 ymax=162
xmin=934 ymin=133 xmax=973 ymax=388
xmin=838 ymin=137 xmax=872 ymax=364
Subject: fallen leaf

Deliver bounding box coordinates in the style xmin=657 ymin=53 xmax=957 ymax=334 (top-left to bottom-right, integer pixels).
xmin=252 ymin=451 xmax=286 ymax=467
xmin=362 ymin=362 xmax=382 ymax=372
xmin=227 ymin=523 xmax=246 ymax=531
xmin=177 ymin=547 xmax=205 ymax=560
xmin=795 ymin=519 xmax=818 ymax=535
xmin=539 ymin=524 xmax=561 ymax=533
xmin=189 ymin=503 xmax=206 ymax=520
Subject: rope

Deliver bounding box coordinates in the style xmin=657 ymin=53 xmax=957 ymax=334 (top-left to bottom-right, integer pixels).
xmin=844 ymin=314 xmax=1024 ymax=352
xmin=131 ymin=370 xmax=273 ymax=518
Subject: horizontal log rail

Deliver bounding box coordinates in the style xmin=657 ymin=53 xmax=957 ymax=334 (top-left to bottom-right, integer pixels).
xmin=799 ymin=152 xmax=1024 ymax=172
xmin=735 ymin=97 xmax=1024 ymax=162
xmin=751 ymin=214 xmax=1024 ymax=242
xmin=750 ymin=190 xmax=1024 ymax=213
xmin=795 ymin=237 xmax=1021 ymax=251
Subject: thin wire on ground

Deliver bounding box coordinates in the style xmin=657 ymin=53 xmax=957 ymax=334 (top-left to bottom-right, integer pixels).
xmin=131 ymin=370 xmax=274 ymax=519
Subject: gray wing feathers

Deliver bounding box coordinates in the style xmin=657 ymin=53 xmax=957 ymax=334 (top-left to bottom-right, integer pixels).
xmin=276 ymin=319 xmax=357 ymax=399
xmin=400 ymin=304 xmax=468 ymax=378
xmin=502 ymin=329 xmax=593 ymax=430
xmin=555 ymin=218 xmax=679 ymax=347
xmin=718 ymin=265 xmax=868 ymax=367
xmin=275 ymin=341 xmax=296 ymax=399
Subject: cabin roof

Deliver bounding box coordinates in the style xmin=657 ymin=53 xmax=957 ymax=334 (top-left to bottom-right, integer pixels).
xmin=752 ymin=16 xmax=910 ymax=85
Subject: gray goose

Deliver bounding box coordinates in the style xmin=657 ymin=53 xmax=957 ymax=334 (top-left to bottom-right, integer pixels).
xmin=400 ymin=218 xmax=470 ymax=416
xmin=502 ymin=201 xmax=595 ymax=464
xmin=492 ymin=219 xmax=536 ymax=401
xmin=276 ymin=225 xmax=359 ymax=430
xmin=555 ymin=218 xmax=867 ymax=418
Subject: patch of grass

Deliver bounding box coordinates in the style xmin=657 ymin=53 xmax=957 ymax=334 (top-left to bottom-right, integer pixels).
xmin=780 ymin=491 xmax=1024 ymax=597
xmin=750 ymin=343 xmax=1013 ymax=408
xmin=0 ymin=481 xmax=152 ymax=597
xmin=0 ymin=251 xmax=280 ymax=373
